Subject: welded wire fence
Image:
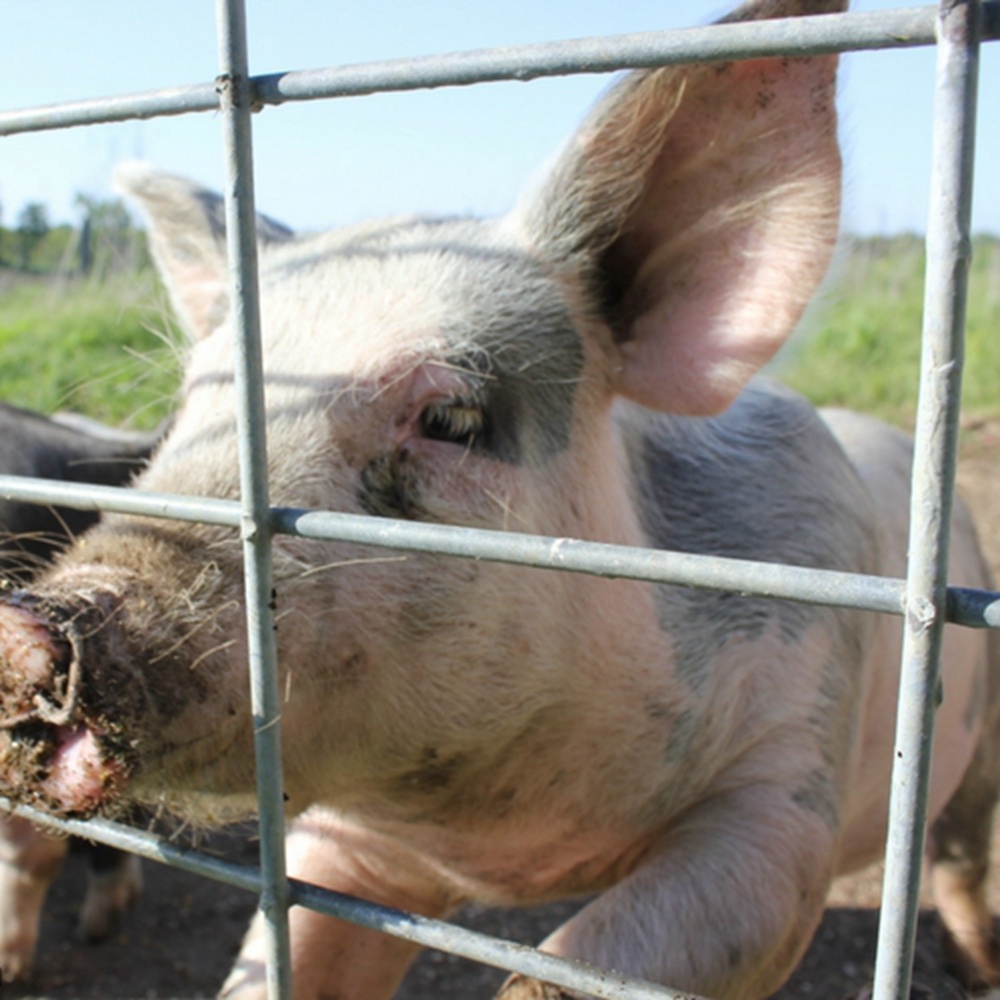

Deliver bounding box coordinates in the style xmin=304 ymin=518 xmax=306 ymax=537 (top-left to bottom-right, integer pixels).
xmin=1 ymin=3 xmax=999 ymax=999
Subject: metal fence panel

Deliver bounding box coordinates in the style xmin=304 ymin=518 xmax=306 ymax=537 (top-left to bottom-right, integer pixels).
xmin=214 ymin=1 xmax=292 ymax=996
xmin=0 ymin=3 xmax=997 ymax=999
xmin=872 ymin=3 xmax=983 ymax=997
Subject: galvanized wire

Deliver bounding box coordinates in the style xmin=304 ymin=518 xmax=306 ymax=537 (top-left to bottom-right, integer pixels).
xmin=1 ymin=4 xmax=998 ymax=136
xmin=248 ymin=3 xmax=998 ymax=104
xmin=871 ymin=1 xmax=983 ymax=997
xmin=214 ymin=0 xmax=292 ymax=997
xmin=0 ymin=801 xmax=700 ymax=1000
xmin=4 ymin=472 xmax=1000 ymax=631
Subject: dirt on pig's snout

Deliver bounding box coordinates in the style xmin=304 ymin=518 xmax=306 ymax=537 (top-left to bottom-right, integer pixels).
xmin=0 ymin=591 xmax=146 ymax=818
xmin=0 ymin=537 xmax=235 ymax=822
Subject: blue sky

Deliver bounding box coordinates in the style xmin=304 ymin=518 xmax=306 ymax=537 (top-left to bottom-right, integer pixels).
xmin=0 ymin=1 xmax=997 ymax=236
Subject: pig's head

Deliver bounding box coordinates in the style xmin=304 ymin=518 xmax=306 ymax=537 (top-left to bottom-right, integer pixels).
xmin=0 ymin=0 xmax=844 ymax=825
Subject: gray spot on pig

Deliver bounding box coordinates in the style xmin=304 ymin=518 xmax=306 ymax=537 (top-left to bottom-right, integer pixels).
xmin=726 ymin=943 xmax=744 ymax=972
xmin=394 ymin=747 xmax=466 ymax=796
xmin=669 ymin=593 xmax=816 ymax=693
xmin=810 ymin=649 xmax=864 ymax=775
xmin=268 ymin=216 xmax=585 ymax=466
xmin=663 ymin=707 xmax=698 ymax=764
xmin=792 ymin=768 xmax=840 ymax=829
xmin=626 ymin=380 xmax=878 ymax=690
xmin=439 ymin=241 xmax=584 ymax=466
xmin=357 ymin=453 xmax=423 ymax=520
xmin=645 ymin=702 xmax=699 ymax=765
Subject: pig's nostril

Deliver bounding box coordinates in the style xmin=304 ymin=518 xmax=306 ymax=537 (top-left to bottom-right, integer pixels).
xmin=0 ymin=604 xmax=60 ymax=684
xmin=0 ymin=601 xmax=75 ymax=730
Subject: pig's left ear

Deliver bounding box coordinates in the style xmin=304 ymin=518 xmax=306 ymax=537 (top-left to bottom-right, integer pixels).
xmin=514 ymin=0 xmax=845 ymax=415
xmin=116 ymin=162 xmax=294 ymax=341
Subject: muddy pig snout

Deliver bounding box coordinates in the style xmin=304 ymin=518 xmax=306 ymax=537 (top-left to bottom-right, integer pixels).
xmin=0 ymin=597 xmax=127 ymax=817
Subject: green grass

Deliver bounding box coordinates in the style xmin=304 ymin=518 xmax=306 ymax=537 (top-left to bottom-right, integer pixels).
xmin=0 ymin=270 xmax=181 ymax=429
xmin=777 ymin=234 xmax=1000 ymax=428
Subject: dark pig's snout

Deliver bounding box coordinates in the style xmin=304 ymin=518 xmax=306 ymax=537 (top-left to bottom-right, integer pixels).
xmin=0 ymin=596 xmax=129 ymax=817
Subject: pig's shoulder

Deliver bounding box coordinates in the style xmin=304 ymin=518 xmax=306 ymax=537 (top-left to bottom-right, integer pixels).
xmin=619 ymin=379 xmax=878 ymax=576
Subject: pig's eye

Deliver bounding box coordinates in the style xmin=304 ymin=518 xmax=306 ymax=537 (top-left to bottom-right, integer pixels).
xmin=419 ymin=399 xmax=485 ymax=449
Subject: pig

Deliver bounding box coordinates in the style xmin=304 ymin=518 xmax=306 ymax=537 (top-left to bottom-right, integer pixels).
xmin=0 ymin=402 xmax=158 ymax=981
xmin=0 ymin=403 xmax=159 ymax=584
xmin=0 ymin=0 xmax=997 ymax=997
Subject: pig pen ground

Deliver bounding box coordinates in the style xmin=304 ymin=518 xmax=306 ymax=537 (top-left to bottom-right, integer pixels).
xmin=2 ymin=417 xmax=997 ymax=1000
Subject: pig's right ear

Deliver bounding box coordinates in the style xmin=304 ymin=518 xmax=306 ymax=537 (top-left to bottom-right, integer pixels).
xmin=115 ymin=162 xmax=294 ymax=341
xmin=512 ymin=0 xmax=844 ymax=416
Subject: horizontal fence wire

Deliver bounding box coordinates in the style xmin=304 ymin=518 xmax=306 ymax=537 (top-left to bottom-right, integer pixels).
xmin=0 ymin=3 xmax=997 ymax=999
xmin=0 ymin=3 xmax=998 ymax=135
xmin=0 ymin=799 xmax=702 ymax=1000
xmin=2 ymin=473 xmax=1000 ymax=630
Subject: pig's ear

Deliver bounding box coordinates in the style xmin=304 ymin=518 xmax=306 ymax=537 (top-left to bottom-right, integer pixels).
xmin=515 ymin=0 xmax=845 ymax=416
xmin=115 ymin=162 xmax=294 ymax=341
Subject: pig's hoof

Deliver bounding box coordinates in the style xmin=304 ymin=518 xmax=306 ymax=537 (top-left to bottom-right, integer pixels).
xmin=495 ymin=974 xmax=579 ymax=999
xmin=939 ymin=921 xmax=1000 ymax=995
xmin=0 ymin=933 xmax=36 ymax=984
xmin=78 ymin=852 xmax=143 ymax=942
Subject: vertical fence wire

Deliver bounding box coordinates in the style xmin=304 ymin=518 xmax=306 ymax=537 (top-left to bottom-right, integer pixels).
xmin=871 ymin=1 xmax=982 ymax=998
xmin=215 ymin=0 xmax=292 ymax=996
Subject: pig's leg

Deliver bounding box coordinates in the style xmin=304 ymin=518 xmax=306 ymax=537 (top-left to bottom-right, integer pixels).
xmin=0 ymin=815 xmax=68 ymax=982
xmin=927 ymin=635 xmax=1000 ymax=991
xmin=220 ymin=809 xmax=454 ymax=1000
xmin=498 ymin=787 xmax=836 ymax=1000
xmin=78 ymin=844 xmax=142 ymax=942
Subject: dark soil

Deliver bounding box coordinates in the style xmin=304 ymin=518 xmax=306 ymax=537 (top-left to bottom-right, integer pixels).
xmin=5 ymin=421 xmax=1000 ymax=1000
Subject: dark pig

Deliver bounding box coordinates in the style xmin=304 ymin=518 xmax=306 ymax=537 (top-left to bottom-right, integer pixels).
xmin=1 ymin=1 xmax=998 ymax=998
xmin=0 ymin=403 xmax=158 ymax=582
xmin=0 ymin=403 xmax=158 ymax=981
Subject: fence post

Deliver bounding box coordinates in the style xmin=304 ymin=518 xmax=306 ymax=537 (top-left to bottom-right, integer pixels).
xmin=215 ymin=1 xmax=293 ymax=997
xmin=871 ymin=2 xmax=981 ymax=997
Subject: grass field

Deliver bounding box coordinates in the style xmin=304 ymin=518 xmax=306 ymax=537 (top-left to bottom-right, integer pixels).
xmin=0 ymin=270 xmax=180 ymax=429
xmin=0 ymin=234 xmax=997 ymax=431
xmin=776 ymin=233 xmax=1000 ymax=427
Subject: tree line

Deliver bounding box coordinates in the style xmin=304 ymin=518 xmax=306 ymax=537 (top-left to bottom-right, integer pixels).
xmin=0 ymin=194 xmax=147 ymax=277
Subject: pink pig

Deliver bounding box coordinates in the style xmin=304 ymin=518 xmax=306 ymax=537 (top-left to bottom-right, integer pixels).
xmin=1 ymin=1 xmax=997 ymax=997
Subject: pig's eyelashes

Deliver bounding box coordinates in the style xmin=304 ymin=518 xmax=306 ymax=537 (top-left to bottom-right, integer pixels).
xmin=418 ymin=400 xmax=485 ymax=450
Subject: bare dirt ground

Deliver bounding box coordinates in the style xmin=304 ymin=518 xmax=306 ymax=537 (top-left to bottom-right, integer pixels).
xmin=5 ymin=420 xmax=1000 ymax=1000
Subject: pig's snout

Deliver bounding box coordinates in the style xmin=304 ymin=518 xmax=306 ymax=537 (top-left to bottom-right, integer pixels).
xmin=0 ymin=598 xmax=128 ymax=817
xmin=0 ymin=601 xmax=76 ymax=727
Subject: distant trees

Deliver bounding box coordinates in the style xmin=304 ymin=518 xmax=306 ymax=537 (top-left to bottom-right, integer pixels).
xmin=16 ymin=202 xmax=50 ymax=270
xmin=0 ymin=192 xmax=145 ymax=276
xmin=75 ymin=193 xmax=139 ymax=276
